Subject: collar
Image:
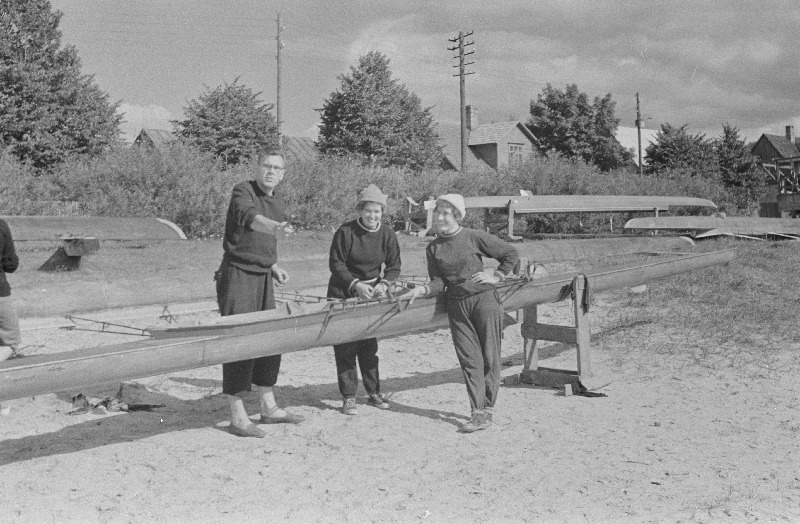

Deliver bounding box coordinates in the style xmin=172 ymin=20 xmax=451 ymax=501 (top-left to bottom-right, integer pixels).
xmin=439 ymin=226 xmax=463 ymax=238
xmin=356 ymin=218 xmax=381 ymax=233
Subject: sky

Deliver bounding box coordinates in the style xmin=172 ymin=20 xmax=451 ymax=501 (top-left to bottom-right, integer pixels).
xmin=49 ymin=0 xmax=800 ymax=145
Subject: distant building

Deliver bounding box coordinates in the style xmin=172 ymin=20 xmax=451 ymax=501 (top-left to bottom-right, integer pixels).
xmin=132 ymin=128 xmax=176 ymax=149
xmin=615 ymin=126 xmax=658 ymax=169
xmin=751 ymin=125 xmax=800 ymax=217
xmin=282 ymin=136 xmax=317 ymax=164
xmin=440 ymin=106 xmax=539 ymax=171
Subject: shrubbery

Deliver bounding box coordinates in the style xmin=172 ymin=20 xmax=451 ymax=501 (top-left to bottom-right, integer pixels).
xmin=0 ymin=144 xmax=757 ymax=239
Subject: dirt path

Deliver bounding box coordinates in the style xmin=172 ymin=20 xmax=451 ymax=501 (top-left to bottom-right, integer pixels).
xmin=1 ymin=289 xmax=798 ymax=523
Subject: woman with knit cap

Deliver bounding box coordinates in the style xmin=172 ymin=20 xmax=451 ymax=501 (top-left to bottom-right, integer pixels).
xmin=327 ymin=184 xmax=401 ymax=415
xmin=406 ymin=194 xmax=518 ymax=433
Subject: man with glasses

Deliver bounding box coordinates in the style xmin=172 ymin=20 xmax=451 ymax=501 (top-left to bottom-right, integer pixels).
xmin=216 ymin=148 xmax=303 ymax=437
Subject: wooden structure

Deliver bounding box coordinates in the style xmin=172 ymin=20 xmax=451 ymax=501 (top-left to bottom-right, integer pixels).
xmin=750 ymin=126 xmax=800 ymax=216
xmin=0 ymin=250 xmax=735 ymax=402
xmin=1 ymin=216 xmax=187 ymax=271
xmin=404 ymin=194 xmax=717 ymax=239
xmin=624 ymin=216 xmax=800 ymax=240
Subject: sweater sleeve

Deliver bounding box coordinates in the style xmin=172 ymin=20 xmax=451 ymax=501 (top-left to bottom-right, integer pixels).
xmin=329 ymin=226 xmax=357 ymax=290
xmin=1 ymin=223 xmax=18 ymax=274
xmin=475 ymin=229 xmax=518 ymax=275
xmin=230 ymin=183 xmax=259 ymax=229
xmin=425 ymin=244 xmax=445 ymax=296
xmin=381 ymin=228 xmax=401 ymax=282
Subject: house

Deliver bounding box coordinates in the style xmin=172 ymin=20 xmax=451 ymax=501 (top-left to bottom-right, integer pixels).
xmin=132 ymin=128 xmax=176 ymax=149
xmin=751 ymin=125 xmax=800 ymax=217
xmin=440 ymin=106 xmax=539 ymax=171
xmin=614 ymin=126 xmax=658 ymax=169
xmin=282 ymin=136 xmax=317 ymax=164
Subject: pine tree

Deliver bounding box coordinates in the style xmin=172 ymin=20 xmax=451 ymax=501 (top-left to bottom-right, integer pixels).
xmin=317 ymin=51 xmax=441 ymax=170
xmin=715 ymin=123 xmax=763 ymax=209
xmin=644 ymin=124 xmax=719 ymax=178
xmin=0 ymin=0 xmax=121 ymax=168
xmin=172 ymin=78 xmax=278 ymax=167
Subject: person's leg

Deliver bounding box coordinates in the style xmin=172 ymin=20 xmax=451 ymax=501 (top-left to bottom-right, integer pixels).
xmin=0 ymin=296 xmax=20 ymax=417
xmin=447 ymin=296 xmax=485 ymax=415
xmin=334 ymin=341 xmax=360 ymax=415
xmin=472 ymin=292 xmax=504 ymax=417
xmin=356 ymin=338 xmax=380 ymax=395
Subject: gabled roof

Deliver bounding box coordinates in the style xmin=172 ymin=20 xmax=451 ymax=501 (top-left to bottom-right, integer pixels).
xmin=468 ymin=121 xmax=539 ymax=147
xmin=283 ymin=136 xmax=317 ymax=164
xmin=757 ymin=134 xmax=800 ymax=159
xmin=133 ymin=128 xmax=176 ymax=149
xmin=438 ymin=123 xmax=486 ymax=172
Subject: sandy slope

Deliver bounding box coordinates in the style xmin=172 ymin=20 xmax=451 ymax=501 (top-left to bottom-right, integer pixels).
xmin=1 ymin=289 xmax=798 ymax=523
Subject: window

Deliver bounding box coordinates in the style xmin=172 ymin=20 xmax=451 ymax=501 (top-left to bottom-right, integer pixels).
xmin=509 ymin=143 xmax=524 ymax=164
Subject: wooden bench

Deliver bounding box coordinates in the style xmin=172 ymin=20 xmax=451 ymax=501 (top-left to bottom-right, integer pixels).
xmin=1 ymin=216 xmax=187 ymax=271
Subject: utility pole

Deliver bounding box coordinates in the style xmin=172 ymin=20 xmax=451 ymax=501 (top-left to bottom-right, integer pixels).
xmin=448 ymin=31 xmax=474 ymax=172
xmin=276 ymin=12 xmax=284 ymax=148
xmin=635 ymin=92 xmax=642 ymax=175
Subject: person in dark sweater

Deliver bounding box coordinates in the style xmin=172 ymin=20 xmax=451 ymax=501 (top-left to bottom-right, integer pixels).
xmin=0 ymin=218 xmax=20 ymax=416
xmin=327 ymin=184 xmax=401 ymax=415
xmin=406 ymin=194 xmax=518 ymax=433
xmin=216 ymin=148 xmax=303 ymax=438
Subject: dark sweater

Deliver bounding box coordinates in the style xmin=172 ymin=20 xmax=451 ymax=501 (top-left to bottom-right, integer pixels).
xmin=425 ymin=227 xmax=518 ymax=298
xmin=222 ymin=180 xmax=289 ymax=273
xmin=327 ymin=219 xmax=401 ymax=299
xmin=0 ymin=219 xmax=19 ymax=297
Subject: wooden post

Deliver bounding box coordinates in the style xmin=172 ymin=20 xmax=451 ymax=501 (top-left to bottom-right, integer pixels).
xmin=572 ymin=276 xmax=592 ymax=379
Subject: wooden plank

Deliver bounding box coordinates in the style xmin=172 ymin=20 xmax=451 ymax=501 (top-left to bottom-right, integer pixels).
xmin=520 ymin=323 xmax=577 ymax=345
xmin=1 ymin=216 xmax=187 ymax=241
xmin=624 ymin=216 xmax=800 ymax=236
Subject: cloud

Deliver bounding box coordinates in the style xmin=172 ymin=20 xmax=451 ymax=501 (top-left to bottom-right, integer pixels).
xmin=116 ymin=103 xmax=175 ymax=143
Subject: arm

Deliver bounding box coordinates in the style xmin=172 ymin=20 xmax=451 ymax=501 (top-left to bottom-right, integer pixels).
xmin=476 ymin=230 xmax=518 ymax=276
xmin=328 ymin=227 xmax=358 ymax=294
xmin=231 ymin=184 xmax=292 ymax=239
xmin=1 ymin=225 xmax=18 ymax=274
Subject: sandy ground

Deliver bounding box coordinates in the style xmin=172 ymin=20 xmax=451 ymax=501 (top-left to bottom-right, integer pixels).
xmin=1 ymin=281 xmax=798 ymax=523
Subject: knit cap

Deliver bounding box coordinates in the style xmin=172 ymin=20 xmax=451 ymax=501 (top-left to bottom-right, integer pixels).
xmin=357 ymin=184 xmax=388 ymax=205
xmin=435 ymin=193 xmax=466 ymax=219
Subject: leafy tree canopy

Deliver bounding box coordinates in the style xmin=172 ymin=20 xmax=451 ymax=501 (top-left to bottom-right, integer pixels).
xmin=714 ymin=123 xmax=763 ymax=210
xmin=0 ymin=0 xmax=121 ymax=169
xmin=173 ymin=78 xmax=278 ymax=167
xmin=317 ymin=51 xmax=442 ymax=171
xmin=644 ymin=123 xmax=719 ymax=178
xmin=527 ymin=83 xmax=632 ymax=171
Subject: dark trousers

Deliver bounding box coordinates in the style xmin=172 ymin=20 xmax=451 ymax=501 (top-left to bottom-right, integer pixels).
xmin=447 ymin=290 xmax=504 ymax=413
xmin=333 ymin=338 xmax=380 ymax=398
xmin=216 ymin=261 xmax=281 ymax=396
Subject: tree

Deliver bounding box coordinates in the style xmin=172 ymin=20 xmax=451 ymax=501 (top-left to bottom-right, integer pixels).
xmin=527 ymin=84 xmax=632 ymax=171
xmin=0 ymin=0 xmax=121 ymax=168
xmin=173 ymin=78 xmax=277 ymax=167
xmin=714 ymin=123 xmax=763 ymax=209
xmin=317 ymin=51 xmax=441 ymax=170
xmin=644 ymin=124 xmax=719 ymax=178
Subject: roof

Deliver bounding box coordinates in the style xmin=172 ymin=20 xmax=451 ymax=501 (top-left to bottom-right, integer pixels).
xmin=757 ymin=134 xmax=800 ymax=159
xmin=437 ymin=123 xmax=487 ymax=171
xmin=283 ymin=136 xmax=317 ymax=163
xmin=468 ymin=121 xmax=539 ymax=147
xmin=133 ymin=128 xmax=176 ymax=148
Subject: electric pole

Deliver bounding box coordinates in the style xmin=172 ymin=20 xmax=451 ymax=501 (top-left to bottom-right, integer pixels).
xmin=635 ymin=92 xmax=642 ymax=175
xmin=276 ymin=12 xmax=284 ymax=148
xmin=448 ymin=31 xmax=474 ymax=172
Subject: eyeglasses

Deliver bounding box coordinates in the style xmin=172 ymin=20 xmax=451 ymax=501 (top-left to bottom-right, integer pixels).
xmin=260 ymin=164 xmax=284 ymax=171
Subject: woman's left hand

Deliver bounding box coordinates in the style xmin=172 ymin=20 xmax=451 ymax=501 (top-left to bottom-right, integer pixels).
xmin=271 ymin=265 xmax=289 ymax=286
xmin=470 ymin=270 xmax=499 ymax=285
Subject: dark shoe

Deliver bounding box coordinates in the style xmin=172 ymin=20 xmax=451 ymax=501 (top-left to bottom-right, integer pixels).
xmin=460 ymin=413 xmax=491 ymax=433
xmin=342 ymin=396 xmax=358 ymax=415
xmin=227 ymin=423 xmax=267 ymax=438
xmin=259 ymin=407 xmax=304 ymax=424
xmin=367 ymin=393 xmax=389 ymax=410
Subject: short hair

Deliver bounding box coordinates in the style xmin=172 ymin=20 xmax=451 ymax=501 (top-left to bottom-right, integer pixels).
xmin=256 ymin=148 xmax=284 ymax=163
xmin=356 ymin=201 xmax=387 ymax=213
xmin=435 ymin=200 xmax=462 ymax=220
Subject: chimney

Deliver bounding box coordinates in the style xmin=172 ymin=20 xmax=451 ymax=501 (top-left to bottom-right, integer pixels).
xmin=786 ymin=125 xmax=795 ymax=142
xmin=466 ymin=105 xmax=478 ymax=131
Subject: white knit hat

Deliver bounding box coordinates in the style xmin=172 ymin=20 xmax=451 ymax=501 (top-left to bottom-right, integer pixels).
xmin=435 ymin=194 xmax=466 ymax=219
xmin=357 ymin=184 xmax=388 ymax=205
